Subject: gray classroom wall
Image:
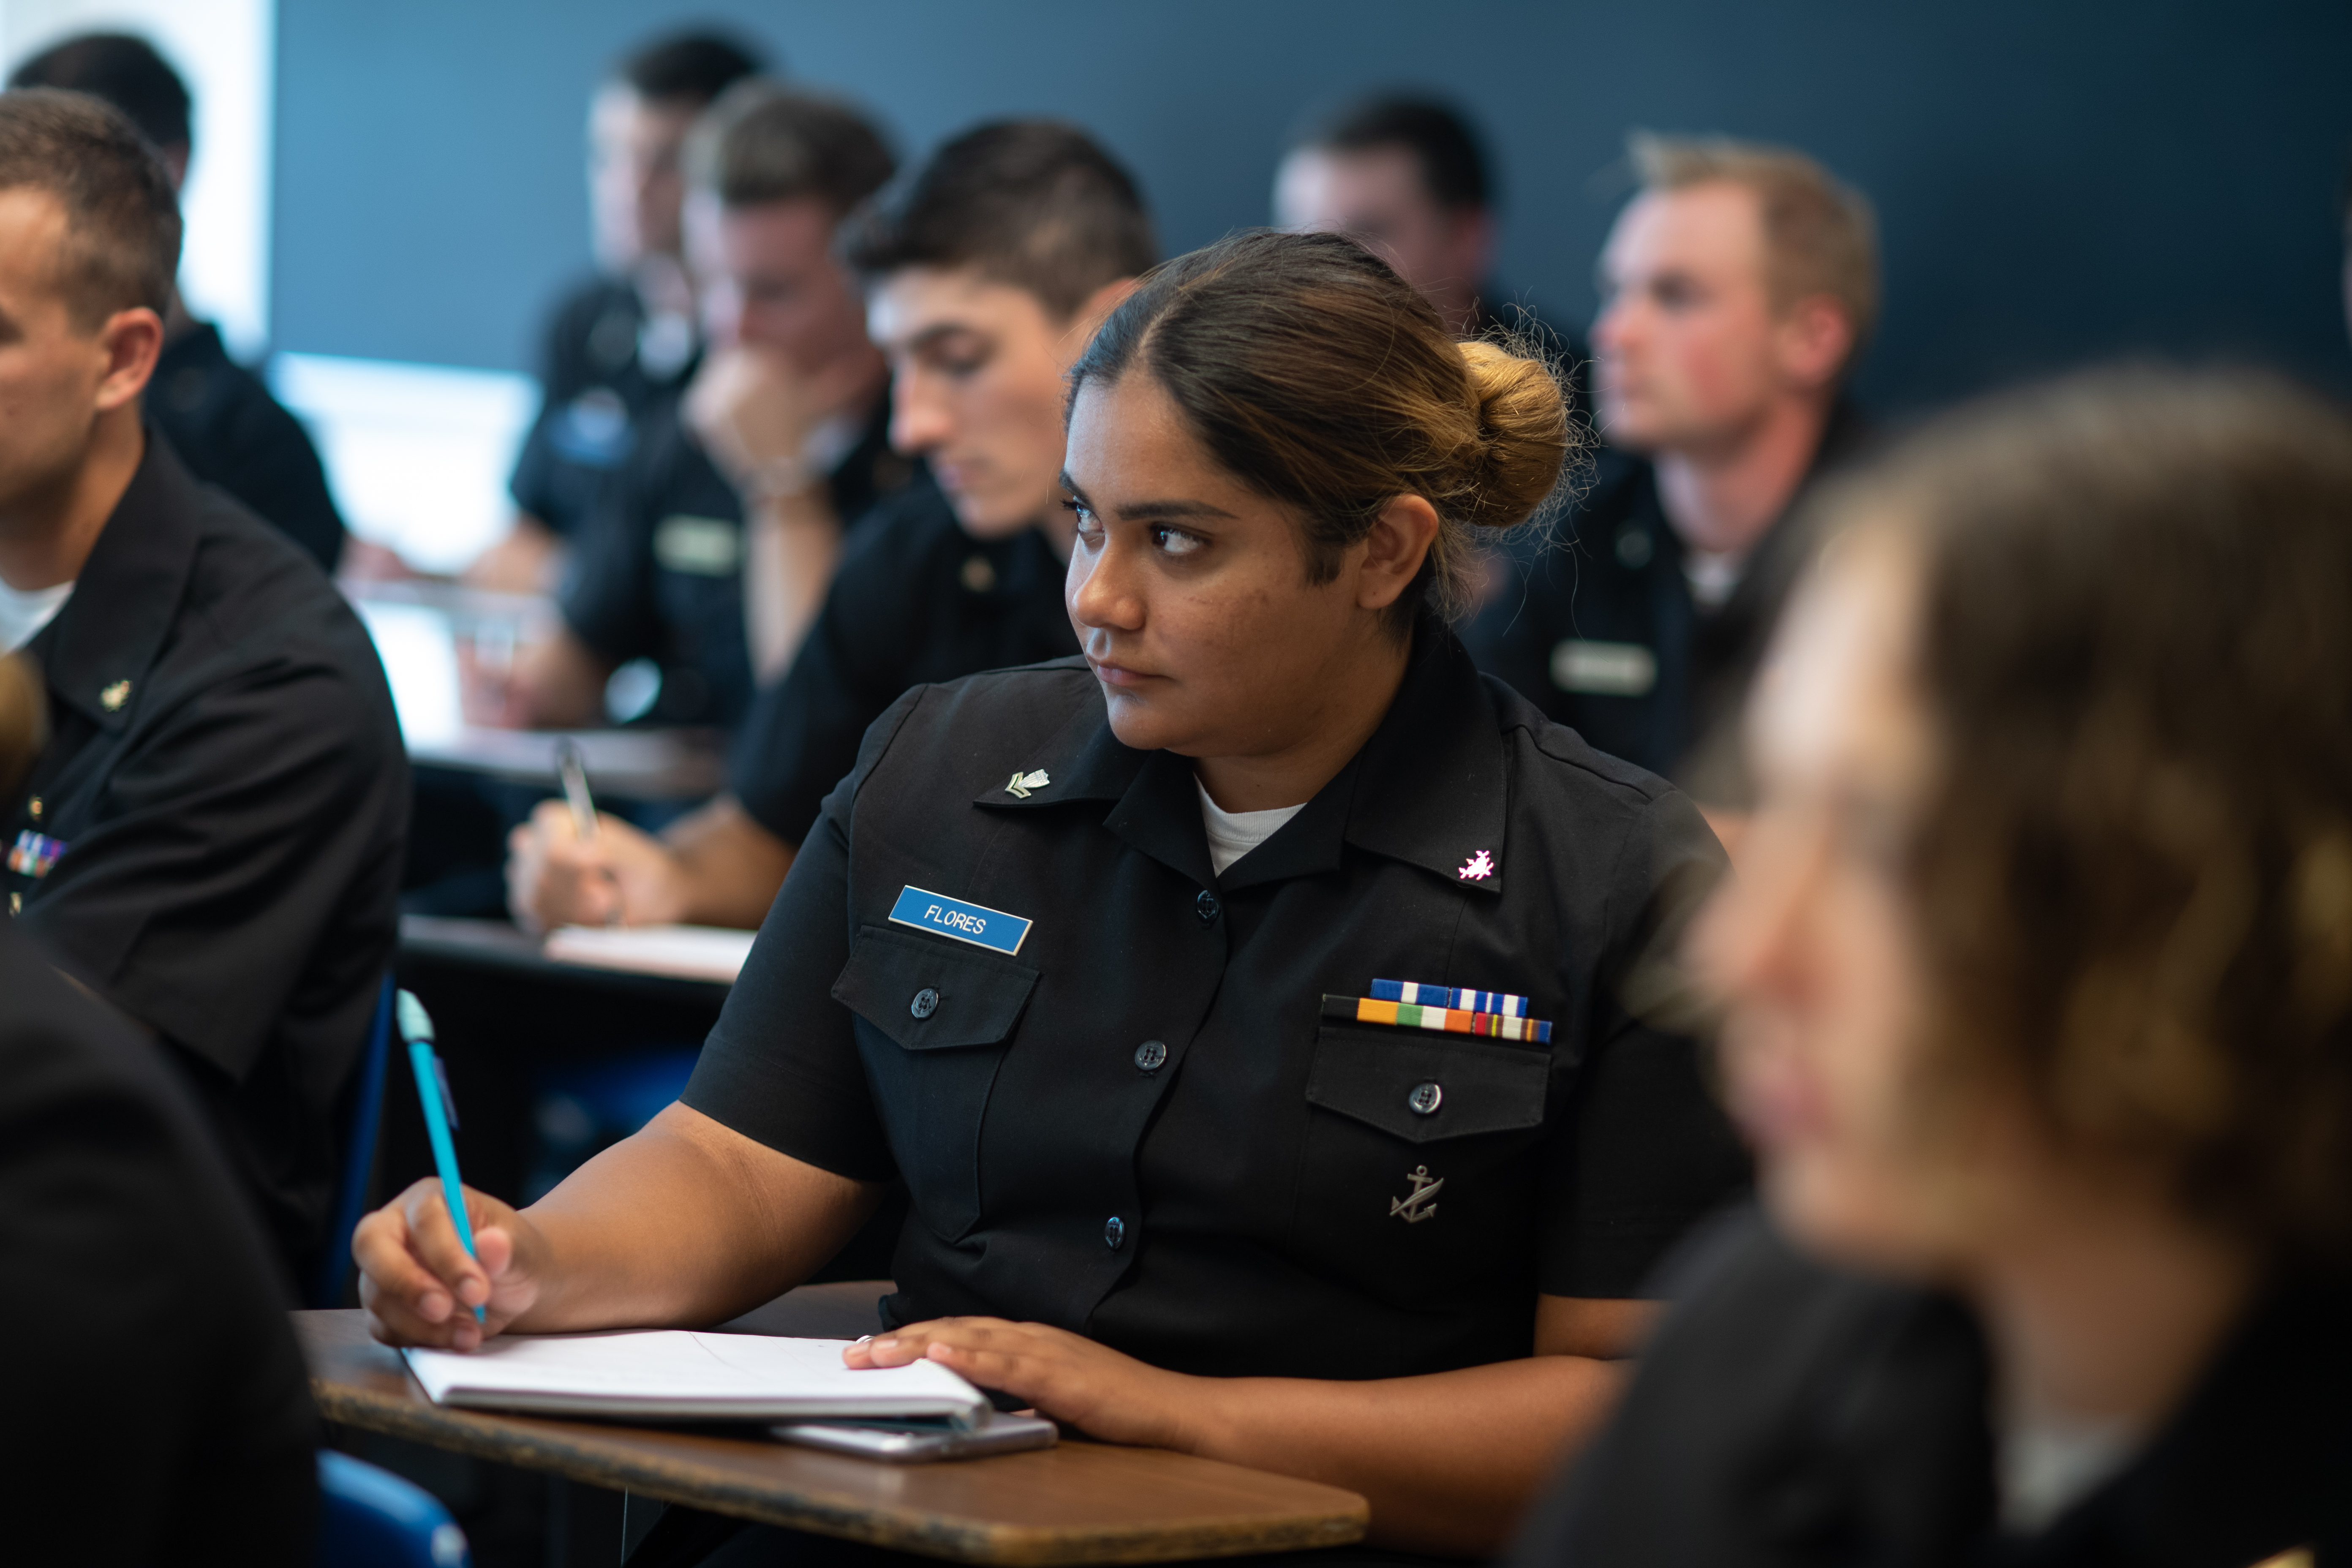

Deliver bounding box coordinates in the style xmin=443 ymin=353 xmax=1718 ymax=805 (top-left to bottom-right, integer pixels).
xmin=273 ymin=0 xmax=2352 ymax=413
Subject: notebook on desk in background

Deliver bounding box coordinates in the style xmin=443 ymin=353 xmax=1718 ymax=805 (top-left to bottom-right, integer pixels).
xmin=403 ymin=1330 xmax=989 ymax=1425
xmin=541 ymin=924 xmax=757 ymax=984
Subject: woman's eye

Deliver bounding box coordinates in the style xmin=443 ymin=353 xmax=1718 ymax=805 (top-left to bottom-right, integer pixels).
xmin=1151 ymin=526 xmax=1205 ymax=558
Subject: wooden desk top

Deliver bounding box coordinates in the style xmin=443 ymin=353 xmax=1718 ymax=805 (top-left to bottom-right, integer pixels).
xmin=297 ymin=1311 xmax=1368 ymax=1564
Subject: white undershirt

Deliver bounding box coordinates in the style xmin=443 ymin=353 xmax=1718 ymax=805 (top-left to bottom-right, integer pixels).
xmin=0 ymin=577 xmax=73 ymax=653
xmin=1997 ymin=1410 xmax=2142 ymax=1534
xmin=1196 ymin=781 xmax=1305 ymax=877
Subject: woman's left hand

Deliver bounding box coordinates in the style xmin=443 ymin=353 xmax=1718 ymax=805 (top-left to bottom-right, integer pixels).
xmin=844 ymin=1318 xmax=1205 ymax=1449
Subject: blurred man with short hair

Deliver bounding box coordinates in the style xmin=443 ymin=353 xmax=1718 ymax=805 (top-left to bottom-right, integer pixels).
xmin=506 ymin=120 xmax=1153 ymax=931
xmin=472 ymin=30 xmax=764 ymax=593
xmin=1466 ymin=134 xmax=1877 ymax=823
xmin=505 ymin=82 xmax=909 ymax=732
xmin=9 ymin=31 xmax=347 ymax=572
xmin=1276 ymin=92 xmax=1583 ymax=400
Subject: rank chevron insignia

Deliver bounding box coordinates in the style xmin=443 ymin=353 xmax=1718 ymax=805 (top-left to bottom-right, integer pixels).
xmin=1004 ymin=769 xmax=1051 ymax=799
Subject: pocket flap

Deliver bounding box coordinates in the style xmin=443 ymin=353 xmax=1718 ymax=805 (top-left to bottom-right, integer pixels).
xmin=1307 ymin=1026 xmax=1550 ymax=1143
xmin=833 ymin=924 xmax=1039 ymax=1051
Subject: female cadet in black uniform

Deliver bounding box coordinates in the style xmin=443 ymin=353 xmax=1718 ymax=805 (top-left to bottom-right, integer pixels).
xmin=357 ymin=230 xmax=1749 ymax=1557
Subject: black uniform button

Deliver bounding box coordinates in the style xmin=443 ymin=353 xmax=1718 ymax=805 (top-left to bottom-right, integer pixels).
xmin=1408 ymin=1081 xmax=1444 ymax=1116
xmin=909 ymin=987 xmax=940 ymax=1019
xmin=1615 ymin=525 xmax=1654 ymax=570
xmin=1195 ymin=890 xmax=1220 ymax=924
xmin=1104 ymin=1216 xmax=1126 ymax=1250
xmin=1134 ymin=1039 xmax=1168 ymax=1072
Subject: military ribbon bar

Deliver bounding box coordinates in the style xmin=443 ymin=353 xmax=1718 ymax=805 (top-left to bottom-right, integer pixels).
xmin=1323 ymin=993 xmax=1553 ymax=1044
xmin=6 ymin=830 xmax=66 ymax=878
xmin=1371 ymin=978 xmax=1532 ymax=1018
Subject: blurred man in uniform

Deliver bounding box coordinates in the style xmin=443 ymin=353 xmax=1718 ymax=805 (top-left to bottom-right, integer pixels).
xmin=1464 ymin=135 xmax=1877 ymax=840
xmin=1276 ymin=91 xmax=1584 ymax=405
xmin=505 ymin=81 xmax=908 ymax=733
xmin=505 ymin=120 xmax=1153 ymax=929
xmin=10 ymin=31 xmax=346 ymax=572
xmin=472 ymin=30 xmax=764 ymax=593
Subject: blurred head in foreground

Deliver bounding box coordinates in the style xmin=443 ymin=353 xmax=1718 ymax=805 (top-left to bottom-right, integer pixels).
xmin=1696 ymin=368 xmax=2352 ymax=1285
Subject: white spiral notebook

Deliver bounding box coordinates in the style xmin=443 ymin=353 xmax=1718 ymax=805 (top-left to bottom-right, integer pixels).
xmin=402 ymin=1330 xmax=988 ymax=1426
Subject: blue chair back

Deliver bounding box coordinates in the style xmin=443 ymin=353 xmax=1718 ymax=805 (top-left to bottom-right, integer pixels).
xmin=315 ymin=1451 xmax=470 ymax=1568
xmin=313 ymin=977 xmax=395 ymax=1308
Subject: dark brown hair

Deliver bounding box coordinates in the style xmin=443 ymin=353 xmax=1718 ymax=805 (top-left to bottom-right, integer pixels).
xmin=1066 ymin=228 xmax=1579 ymax=626
xmin=846 ymin=120 xmax=1156 ymax=320
xmin=1832 ymin=368 xmax=2352 ymax=1269
xmin=683 ymin=81 xmax=893 ymax=216
xmin=0 ymin=88 xmax=181 ymax=325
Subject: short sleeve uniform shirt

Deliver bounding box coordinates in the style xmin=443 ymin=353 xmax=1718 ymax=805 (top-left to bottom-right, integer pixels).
xmin=730 ymin=484 xmax=1078 ymax=847
xmin=508 ymin=275 xmax=695 ymax=543
xmin=5 ymin=436 xmax=409 ymax=1273
xmin=561 ymin=391 xmax=917 ymax=730
xmin=686 ymin=619 xmax=1750 ymax=1381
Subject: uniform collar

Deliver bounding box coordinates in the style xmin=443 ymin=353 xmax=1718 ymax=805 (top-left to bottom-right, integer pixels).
xmin=27 ymin=431 xmax=202 ymax=733
xmin=974 ymin=616 xmax=1508 ymax=896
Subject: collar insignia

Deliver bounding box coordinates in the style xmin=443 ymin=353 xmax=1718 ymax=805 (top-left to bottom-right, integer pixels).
xmin=1004 ymin=769 xmax=1050 ymax=799
xmin=99 ymin=679 xmax=131 ymax=712
xmin=1456 ymin=849 xmax=1495 ymax=882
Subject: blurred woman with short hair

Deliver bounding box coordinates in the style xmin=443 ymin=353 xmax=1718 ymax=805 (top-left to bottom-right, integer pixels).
xmin=1517 ymin=369 xmax=2352 ymax=1565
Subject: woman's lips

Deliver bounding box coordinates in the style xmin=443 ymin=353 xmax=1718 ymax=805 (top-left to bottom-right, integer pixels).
xmin=1086 ymin=657 xmax=1157 ymax=689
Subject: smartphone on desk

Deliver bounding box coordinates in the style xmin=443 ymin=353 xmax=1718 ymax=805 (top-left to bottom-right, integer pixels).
xmin=771 ymin=1412 xmax=1057 ymax=1463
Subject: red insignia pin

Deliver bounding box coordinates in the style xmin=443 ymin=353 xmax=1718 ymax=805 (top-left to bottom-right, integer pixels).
xmin=1456 ymin=849 xmax=1495 ymax=882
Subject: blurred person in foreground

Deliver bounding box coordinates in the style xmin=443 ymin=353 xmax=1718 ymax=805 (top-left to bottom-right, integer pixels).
xmin=463 ymin=30 xmax=763 ymax=594
xmin=0 ymin=650 xmax=318 ymax=1563
xmin=1276 ymin=92 xmax=1584 ymax=384
xmin=506 ymin=120 xmax=1151 ymax=930
xmin=10 ymin=30 xmax=346 ymax=572
xmin=1513 ymin=369 xmax=2352 ymax=1566
xmin=504 ymin=81 xmax=909 ymax=732
xmin=0 ymin=90 xmax=407 ymax=1279
xmin=1465 ymin=134 xmax=1875 ymax=841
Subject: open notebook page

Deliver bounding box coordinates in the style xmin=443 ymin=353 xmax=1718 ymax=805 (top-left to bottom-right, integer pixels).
xmin=403 ymin=1330 xmax=987 ymax=1424
xmin=541 ymin=924 xmax=758 ymax=984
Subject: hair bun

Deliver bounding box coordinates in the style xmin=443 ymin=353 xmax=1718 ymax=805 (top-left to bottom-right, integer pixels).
xmin=1457 ymin=339 xmax=1575 ymax=531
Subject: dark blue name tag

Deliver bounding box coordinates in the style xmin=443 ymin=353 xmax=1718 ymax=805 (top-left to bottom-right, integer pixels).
xmin=889 ymin=886 xmax=1033 ymax=956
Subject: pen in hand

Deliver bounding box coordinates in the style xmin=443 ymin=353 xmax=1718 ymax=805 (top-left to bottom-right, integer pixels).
xmin=553 ymin=738 xmax=621 ymax=926
xmin=397 ymin=990 xmax=485 ymax=1324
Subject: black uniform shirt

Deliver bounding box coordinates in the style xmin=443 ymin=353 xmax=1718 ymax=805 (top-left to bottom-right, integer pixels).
xmin=562 ymin=391 xmax=916 ymax=730
xmin=0 ymin=921 xmax=318 ymax=1565
xmin=1464 ymin=404 xmax=1867 ymax=800
xmin=685 ymin=618 xmax=1750 ymax=1381
xmin=730 ymin=484 xmax=1078 ymax=847
xmin=147 ymin=320 xmax=346 ymax=572
xmin=508 ymin=275 xmax=696 ymax=542
xmin=1514 ymin=1208 xmax=2352 ymax=1568
xmin=5 ymin=436 xmax=410 ymax=1273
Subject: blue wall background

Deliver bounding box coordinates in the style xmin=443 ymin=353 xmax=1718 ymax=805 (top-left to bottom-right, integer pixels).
xmin=273 ymin=0 xmax=2352 ymax=413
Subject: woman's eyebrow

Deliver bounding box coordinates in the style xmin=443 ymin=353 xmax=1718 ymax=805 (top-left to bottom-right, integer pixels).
xmin=1056 ymin=473 xmax=1236 ymax=523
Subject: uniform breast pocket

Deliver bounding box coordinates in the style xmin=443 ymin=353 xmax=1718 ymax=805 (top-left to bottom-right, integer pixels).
xmin=1294 ymin=1024 xmax=1553 ymax=1304
xmin=833 ymin=924 xmax=1039 ymax=1242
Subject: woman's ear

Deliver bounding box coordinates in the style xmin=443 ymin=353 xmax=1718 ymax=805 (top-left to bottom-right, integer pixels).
xmin=1355 ymin=494 xmax=1442 ymax=612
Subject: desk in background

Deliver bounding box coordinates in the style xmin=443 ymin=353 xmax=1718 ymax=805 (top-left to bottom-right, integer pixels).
xmin=302 ymin=1305 xmax=1368 ymax=1565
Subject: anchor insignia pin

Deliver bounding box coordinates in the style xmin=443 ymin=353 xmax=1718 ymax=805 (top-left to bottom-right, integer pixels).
xmin=1003 ymin=769 xmax=1050 ymax=799
xmin=1389 ymin=1164 xmax=1444 ymax=1225
xmin=1456 ymin=849 xmax=1494 ymax=882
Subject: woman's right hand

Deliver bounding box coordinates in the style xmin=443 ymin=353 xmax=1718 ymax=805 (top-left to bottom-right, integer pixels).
xmin=354 ymin=1178 xmax=546 ymax=1350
